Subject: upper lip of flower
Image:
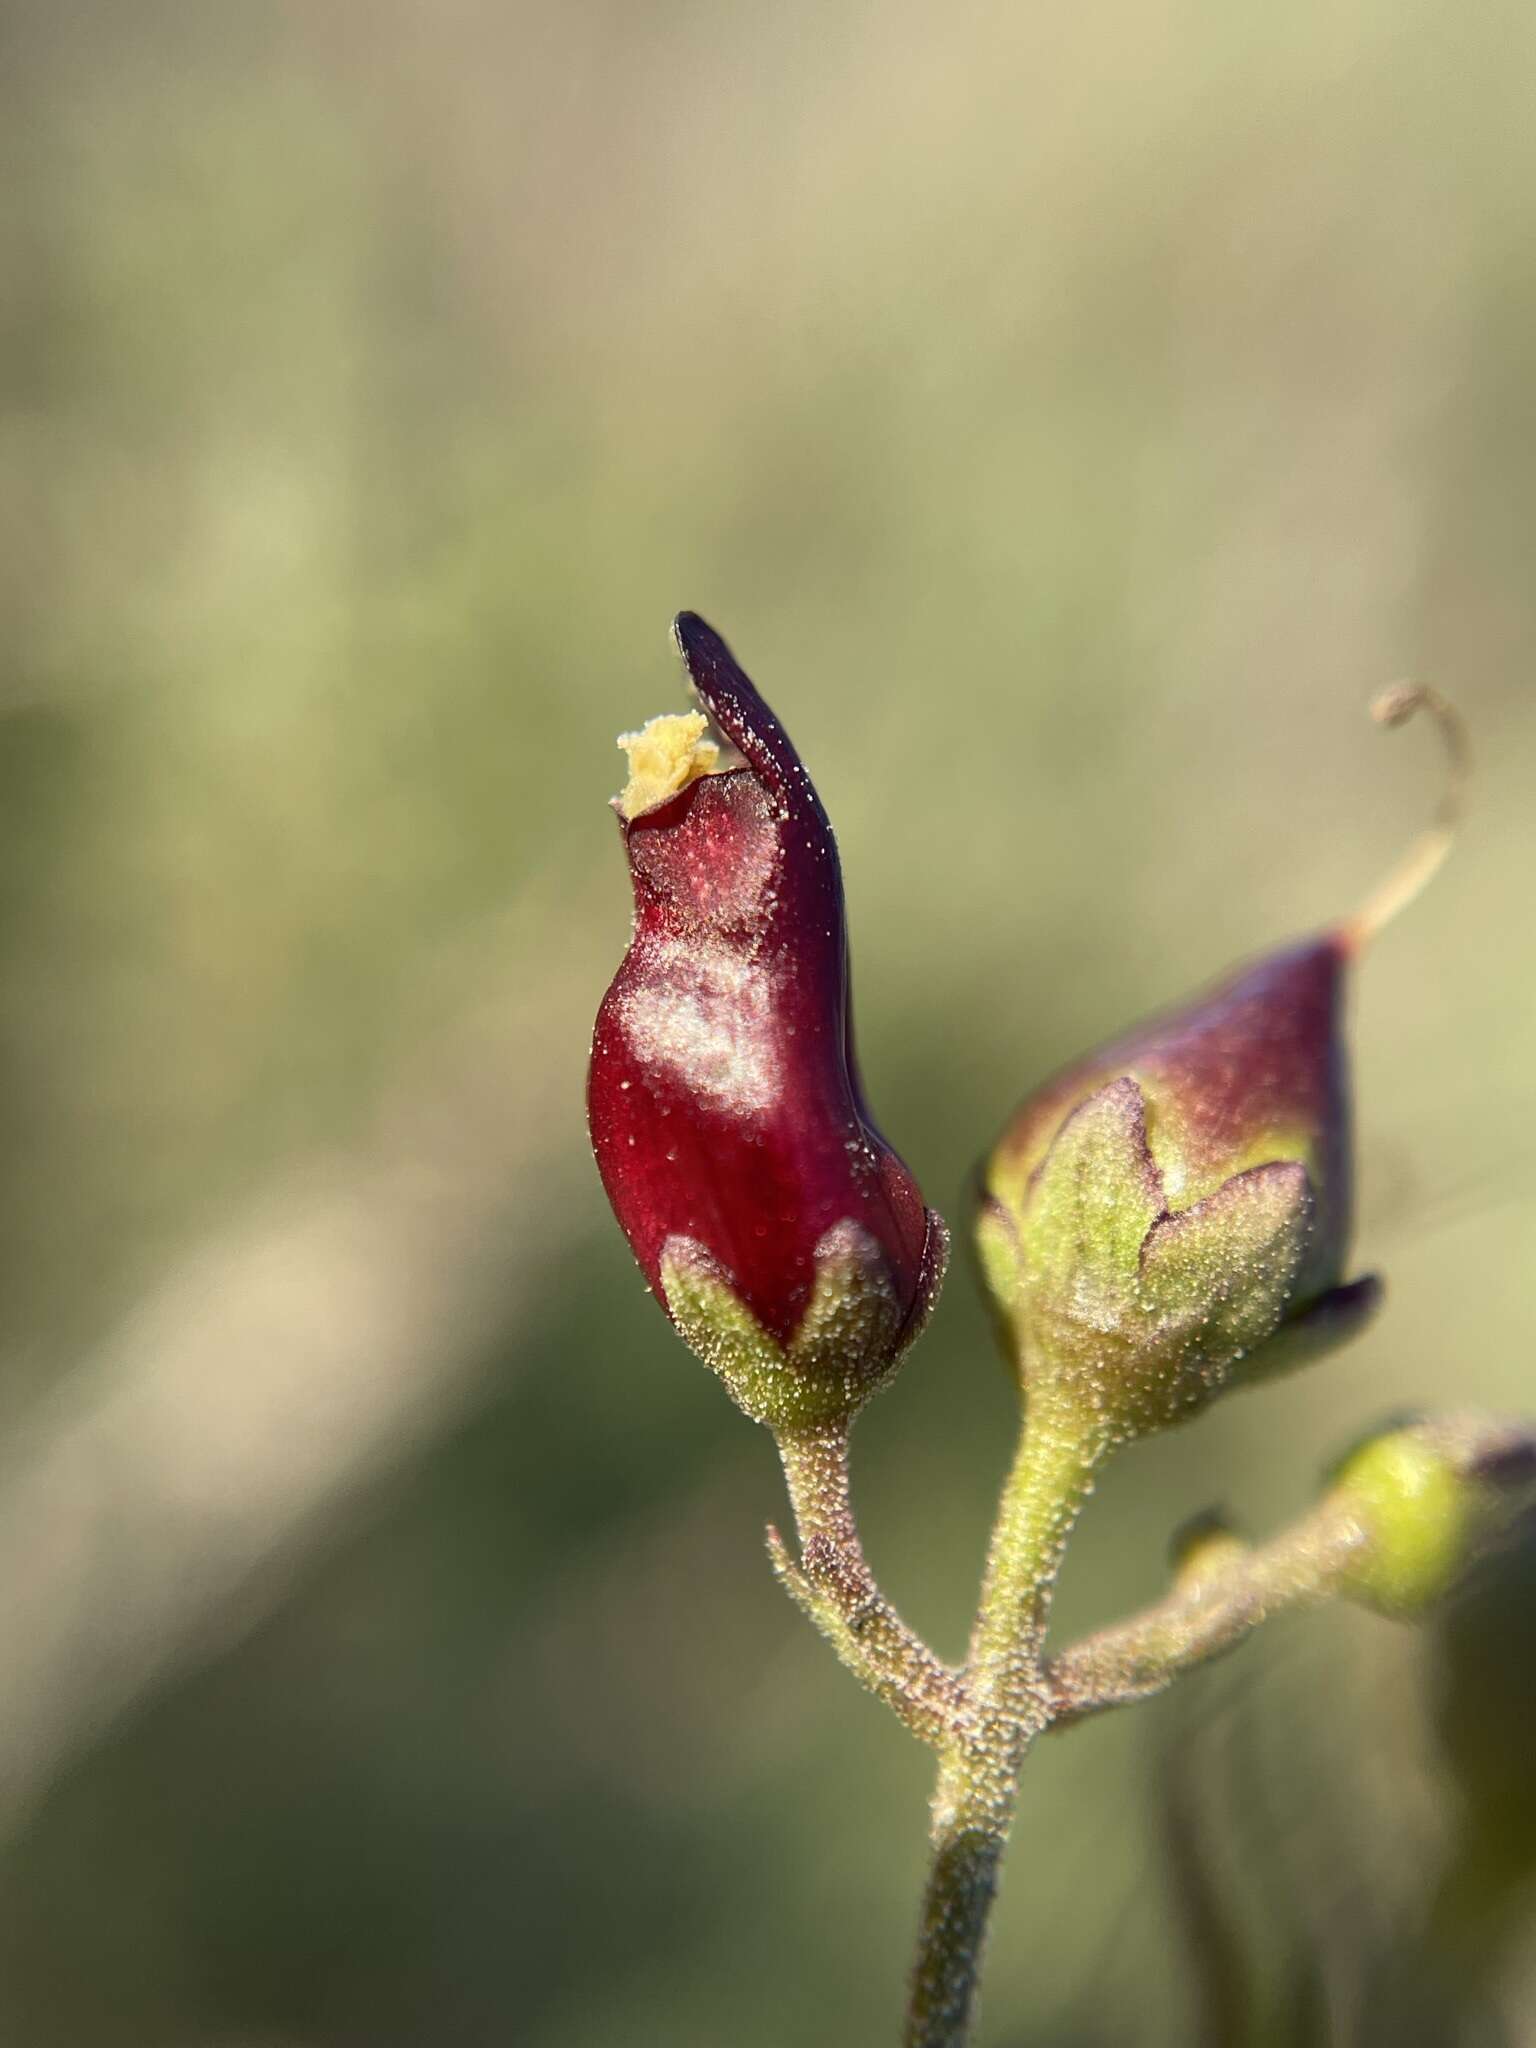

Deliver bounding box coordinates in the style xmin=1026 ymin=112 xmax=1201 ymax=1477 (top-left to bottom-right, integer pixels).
xmin=672 ymin=612 xmax=827 ymax=833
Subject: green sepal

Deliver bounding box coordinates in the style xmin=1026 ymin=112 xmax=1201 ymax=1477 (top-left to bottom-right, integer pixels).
xmin=973 ymin=1195 xmax=1025 ymax=1359
xmin=1003 ymin=1081 xmax=1331 ymax=1440
xmin=659 ymin=1222 xmax=904 ymax=1432
xmin=1139 ymin=1160 xmax=1311 ymax=1367
xmin=1017 ymin=1077 xmax=1162 ymax=1324
xmin=786 ymin=1219 xmax=903 ymax=1386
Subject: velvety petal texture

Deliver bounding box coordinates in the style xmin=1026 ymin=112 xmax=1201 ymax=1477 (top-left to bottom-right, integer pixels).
xmin=588 ymin=614 xmax=946 ymax=1426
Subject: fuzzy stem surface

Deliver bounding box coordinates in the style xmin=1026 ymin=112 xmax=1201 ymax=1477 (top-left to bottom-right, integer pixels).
xmin=1046 ymin=1498 xmax=1369 ymax=1725
xmin=773 ymin=1421 xmax=964 ymax=1746
xmin=903 ymin=1403 xmax=1103 ymax=2046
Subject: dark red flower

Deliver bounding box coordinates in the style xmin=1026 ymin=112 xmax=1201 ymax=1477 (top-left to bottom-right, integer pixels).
xmin=588 ymin=614 xmax=947 ymax=1429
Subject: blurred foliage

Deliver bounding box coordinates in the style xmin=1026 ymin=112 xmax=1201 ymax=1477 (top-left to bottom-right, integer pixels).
xmin=0 ymin=0 xmax=1533 ymax=2041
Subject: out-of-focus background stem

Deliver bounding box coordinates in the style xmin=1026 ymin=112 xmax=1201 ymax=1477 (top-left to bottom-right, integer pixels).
xmin=0 ymin=2 xmax=1534 ymax=2042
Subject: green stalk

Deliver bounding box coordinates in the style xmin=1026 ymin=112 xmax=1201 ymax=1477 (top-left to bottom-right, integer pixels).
xmin=903 ymin=1404 xmax=1103 ymax=2047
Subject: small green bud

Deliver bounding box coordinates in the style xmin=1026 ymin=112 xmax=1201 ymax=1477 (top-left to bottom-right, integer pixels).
xmin=1330 ymin=1417 xmax=1536 ymax=1618
xmin=1332 ymin=1432 xmax=1471 ymax=1617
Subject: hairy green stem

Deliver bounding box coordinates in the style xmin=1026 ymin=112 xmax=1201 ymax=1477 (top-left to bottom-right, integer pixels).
xmin=904 ymin=1815 xmax=1007 ymax=2048
xmin=967 ymin=1405 xmax=1104 ymax=1716
xmin=1045 ymin=1502 xmax=1369 ymax=1725
xmin=773 ymin=1421 xmax=964 ymax=1745
xmin=777 ymin=1397 xmax=1494 ymax=2042
xmin=903 ymin=1404 xmax=1103 ymax=2046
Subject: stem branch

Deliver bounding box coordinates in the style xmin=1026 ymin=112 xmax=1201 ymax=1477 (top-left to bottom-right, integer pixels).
xmin=772 ymin=1421 xmax=964 ymax=1747
xmin=1046 ymin=1502 xmax=1369 ymax=1726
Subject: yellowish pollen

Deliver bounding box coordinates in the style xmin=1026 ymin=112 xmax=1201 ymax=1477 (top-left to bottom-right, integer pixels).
xmin=616 ymin=711 xmax=723 ymax=820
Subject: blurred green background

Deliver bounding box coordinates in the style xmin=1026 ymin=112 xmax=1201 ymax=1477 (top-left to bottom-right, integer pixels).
xmin=1 ymin=1 xmax=1533 ymax=2042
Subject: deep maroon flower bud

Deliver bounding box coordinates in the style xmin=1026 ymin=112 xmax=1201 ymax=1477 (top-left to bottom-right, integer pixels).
xmin=975 ymin=686 xmax=1464 ymax=1445
xmin=588 ymin=614 xmax=948 ymax=1432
